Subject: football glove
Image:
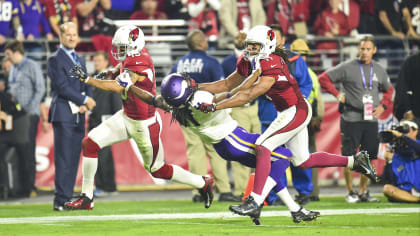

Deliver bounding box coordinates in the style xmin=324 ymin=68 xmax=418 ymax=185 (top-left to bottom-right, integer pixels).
xmin=94 ymin=70 xmax=108 ymax=80
xmin=116 ymin=71 xmax=133 ymax=92
xmin=199 ymin=103 xmax=217 ymax=113
xmin=70 ymin=65 xmax=89 ymax=83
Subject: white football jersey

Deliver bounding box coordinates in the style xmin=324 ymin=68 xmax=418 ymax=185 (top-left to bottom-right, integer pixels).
xmin=187 ymin=90 xmax=238 ymax=143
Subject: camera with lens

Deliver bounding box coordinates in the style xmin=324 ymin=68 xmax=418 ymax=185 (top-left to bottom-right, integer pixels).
xmin=378 ymin=124 xmax=410 ymax=149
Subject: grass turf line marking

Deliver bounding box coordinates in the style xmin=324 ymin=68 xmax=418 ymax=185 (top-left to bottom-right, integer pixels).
xmin=0 ymin=208 xmax=418 ymax=224
xmin=143 ymin=221 xmax=419 ymax=230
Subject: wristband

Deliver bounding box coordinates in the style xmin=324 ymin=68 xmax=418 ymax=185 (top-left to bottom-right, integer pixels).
xmin=227 ymin=92 xmax=231 ymax=98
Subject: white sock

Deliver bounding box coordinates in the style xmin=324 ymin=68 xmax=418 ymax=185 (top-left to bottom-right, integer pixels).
xmin=248 ymin=176 xmax=277 ymax=206
xmin=260 ymin=176 xmax=277 ymax=200
xmin=81 ymin=157 xmax=98 ymax=199
xmin=276 ymin=188 xmax=300 ymax=212
xmin=170 ymin=165 xmax=204 ymax=188
xmin=250 ymin=192 xmax=265 ymax=206
xmin=347 ymin=155 xmax=354 ymax=169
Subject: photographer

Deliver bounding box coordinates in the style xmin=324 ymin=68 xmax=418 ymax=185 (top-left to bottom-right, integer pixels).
xmin=382 ymin=120 xmax=420 ymax=203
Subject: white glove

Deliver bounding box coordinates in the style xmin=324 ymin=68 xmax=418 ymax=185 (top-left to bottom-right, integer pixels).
xmin=116 ymin=71 xmax=133 ymax=92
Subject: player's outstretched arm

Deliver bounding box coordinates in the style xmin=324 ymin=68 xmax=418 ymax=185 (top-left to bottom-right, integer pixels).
xmin=213 ymin=68 xmax=261 ymax=103
xmin=88 ymin=78 xmax=125 ymax=93
xmin=212 ymin=76 xmax=274 ymax=111
xmin=129 ymin=86 xmax=169 ymax=111
xmin=70 ymin=64 xmax=124 ymax=93
xmin=198 ymin=71 xmax=245 ymax=94
xmin=95 ymin=63 xmax=122 ymax=80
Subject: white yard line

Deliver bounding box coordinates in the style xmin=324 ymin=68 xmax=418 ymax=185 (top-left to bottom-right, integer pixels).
xmin=0 ymin=207 xmax=418 ymax=224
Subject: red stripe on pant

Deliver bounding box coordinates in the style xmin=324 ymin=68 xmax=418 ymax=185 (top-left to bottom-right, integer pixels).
xmin=148 ymin=121 xmax=161 ymax=170
xmin=270 ymin=101 xmax=308 ymax=138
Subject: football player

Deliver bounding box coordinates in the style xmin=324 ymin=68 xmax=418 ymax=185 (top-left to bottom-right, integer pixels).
xmin=65 ymin=25 xmax=214 ymax=210
xmin=117 ymin=72 xmax=321 ymax=225
xmin=196 ymin=25 xmax=379 ymax=215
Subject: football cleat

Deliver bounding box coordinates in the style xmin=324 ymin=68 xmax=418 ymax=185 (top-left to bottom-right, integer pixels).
xmin=352 ymin=151 xmax=379 ymax=182
xmin=345 ymin=191 xmax=360 ymax=203
xmin=229 ymin=196 xmax=263 ymax=225
xmin=64 ymin=193 xmax=94 ymax=210
xmin=291 ymin=207 xmax=320 ymax=223
xmin=199 ymin=175 xmax=214 ymax=209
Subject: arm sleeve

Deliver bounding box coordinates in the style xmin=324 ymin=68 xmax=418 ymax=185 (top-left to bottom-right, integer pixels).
xmin=295 ymin=57 xmax=313 ymax=98
xmin=318 ymin=72 xmax=340 ymax=97
xmin=380 ymin=85 xmax=394 ymax=110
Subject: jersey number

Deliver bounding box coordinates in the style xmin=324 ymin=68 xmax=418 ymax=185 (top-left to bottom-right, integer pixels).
xmin=0 ymin=2 xmax=12 ymax=22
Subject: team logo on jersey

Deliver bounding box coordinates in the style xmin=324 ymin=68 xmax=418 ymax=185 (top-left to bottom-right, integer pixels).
xmin=267 ymin=30 xmax=275 ymax=41
xmin=129 ymin=28 xmax=140 ymax=42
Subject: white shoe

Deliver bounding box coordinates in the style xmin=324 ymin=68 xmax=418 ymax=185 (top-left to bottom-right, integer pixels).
xmin=345 ymin=191 xmax=360 ymax=203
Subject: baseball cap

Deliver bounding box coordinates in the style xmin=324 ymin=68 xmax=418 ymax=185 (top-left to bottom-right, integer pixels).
xmin=290 ymin=39 xmax=312 ymax=55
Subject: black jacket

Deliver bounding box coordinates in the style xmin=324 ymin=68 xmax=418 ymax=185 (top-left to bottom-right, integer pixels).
xmin=394 ymin=52 xmax=420 ymax=120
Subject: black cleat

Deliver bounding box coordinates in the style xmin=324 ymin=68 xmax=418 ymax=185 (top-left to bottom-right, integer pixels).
xmin=352 ymin=151 xmax=379 ymax=182
xmin=291 ymin=207 xmax=320 ymax=223
xmin=198 ymin=175 xmax=214 ymax=209
xmin=229 ymin=196 xmax=263 ymax=225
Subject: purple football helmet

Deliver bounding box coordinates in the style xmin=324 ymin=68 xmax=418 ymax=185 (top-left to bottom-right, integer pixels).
xmin=161 ymin=73 xmax=194 ymax=107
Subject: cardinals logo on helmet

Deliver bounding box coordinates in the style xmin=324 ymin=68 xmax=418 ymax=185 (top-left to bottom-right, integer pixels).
xmin=129 ymin=28 xmax=140 ymax=42
xmin=267 ymin=30 xmax=275 ymax=41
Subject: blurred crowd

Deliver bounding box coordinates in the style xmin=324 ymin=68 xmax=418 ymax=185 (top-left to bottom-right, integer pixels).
xmin=0 ymin=0 xmax=418 ymax=52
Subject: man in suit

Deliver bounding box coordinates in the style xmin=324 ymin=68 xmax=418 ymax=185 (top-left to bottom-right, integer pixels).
xmin=47 ymin=22 xmax=96 ymax=211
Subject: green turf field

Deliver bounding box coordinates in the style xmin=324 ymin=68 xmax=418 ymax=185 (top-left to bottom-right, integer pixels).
xmin=0 ymin=196 xmax=419 ymax=236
